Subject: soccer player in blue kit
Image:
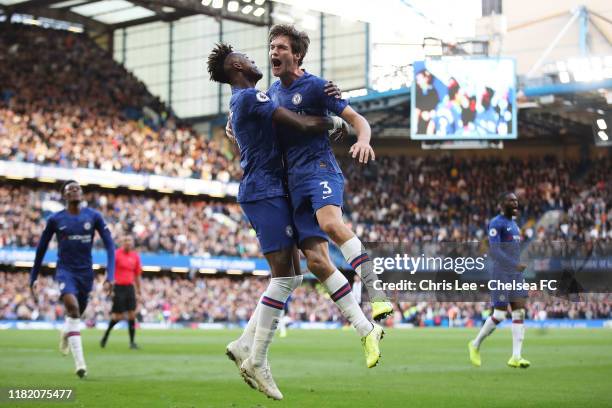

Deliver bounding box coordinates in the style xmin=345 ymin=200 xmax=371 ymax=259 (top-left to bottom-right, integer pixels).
xmin=468 ymin=192 xmax=531 ymax=368
xmin=266 ymin=25 xmax=394 ymax=323
xmin=207 ymin=43 xmax=382 ymax=400
xmin=29 ymin=180 xmax=115 ymax=378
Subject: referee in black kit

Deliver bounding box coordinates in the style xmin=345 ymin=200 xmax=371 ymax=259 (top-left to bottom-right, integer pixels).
xmin=101 ymin=235 xmax=142 ymax=349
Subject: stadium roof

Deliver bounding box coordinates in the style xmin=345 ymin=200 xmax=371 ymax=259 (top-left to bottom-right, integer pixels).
xmin=0 ymin=0 xmax=271 ymax=33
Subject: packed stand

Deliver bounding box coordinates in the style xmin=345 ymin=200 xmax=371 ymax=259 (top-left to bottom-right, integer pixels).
xmin=0 ymin=23 xmax=240 ymax=181
xmin=2 ymin=272 xmax=609 ymax=324
xmin=341 ymin=155 xmax=611 ymax=244
xmin=0 ymin=185 xmax=260 ymax=257
xmin=0 ymin=272 xmax=345 ymax=323
xmin=1 ymin=154 xmax=610 ymax=256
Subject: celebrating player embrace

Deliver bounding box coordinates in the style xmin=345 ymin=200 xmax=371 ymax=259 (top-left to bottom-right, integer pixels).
xmin=29 ymin=180 xmax=115 ymax=378
xmin=207 ymin=36 xmax=383 ymax=400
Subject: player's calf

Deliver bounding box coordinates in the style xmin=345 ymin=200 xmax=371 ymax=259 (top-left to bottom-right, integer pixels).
xmin=470 ymin=308 xmax=506 ymax=367
xmin=511 ymin=308 xmax=526 ymax=361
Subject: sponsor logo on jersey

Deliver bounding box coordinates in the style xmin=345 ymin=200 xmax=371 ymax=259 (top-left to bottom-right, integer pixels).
xmin=256 ymin=91 xmax=269 ymax=102
xmin=292 ymin=93 xmax=302 ymax=105
xmin=68 ymin=234 xmax=93 ymax=243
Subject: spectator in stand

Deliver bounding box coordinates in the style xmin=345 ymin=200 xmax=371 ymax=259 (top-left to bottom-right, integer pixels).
xmin=1 ymin=272 xmax=609 ymax=324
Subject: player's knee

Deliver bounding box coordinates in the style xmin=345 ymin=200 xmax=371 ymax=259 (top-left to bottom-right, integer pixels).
xmin=306 ymin=253 xmax=330 ymax=275
xmin=65 ymin=305 xmax=79 ymax=318
xmin=318 ymin=219 xmax=342 ymax=240
xmin=511 ymin=308 xmax=525 ymax=323
xmin=492 ymin=309 xmax=507 ymax=324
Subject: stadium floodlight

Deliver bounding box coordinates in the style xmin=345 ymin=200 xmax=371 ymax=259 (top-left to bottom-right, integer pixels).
xmin=255 ymin=0 xmax=265 ymax=4
xmin=598 ymin=131 xmax=608 ymax=141
xmin=242 ymin=0 xmax=251 ymax=2
xmin=228 ymin=0 xmax=239 ymax=12
xmin=211 ymin=0 xmax=223 ymax=9
xmin=241 ymin=4 xmax=253 ymax=13
xmin=253 ymin=7 xmax=265 ymax=17
xmin=597 ymin=119 xmax=607 ymax=130
xmin=201 ymin=0 xmax=212 ymax=5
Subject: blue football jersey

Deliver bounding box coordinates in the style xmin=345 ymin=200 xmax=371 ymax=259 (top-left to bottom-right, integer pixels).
xmin=229 ymin=87 xmax=286 ymax=203
xmin=268 ymin=71 xmax=348 ymax=184
xmin=31 ymin=207 xmax=115 ymax=282
xmin=488 ymin=214 xmax=521 ymax=273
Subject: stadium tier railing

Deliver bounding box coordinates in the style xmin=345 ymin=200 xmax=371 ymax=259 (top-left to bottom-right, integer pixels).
xmin=0 ymin=160 xmax=239 ymax=198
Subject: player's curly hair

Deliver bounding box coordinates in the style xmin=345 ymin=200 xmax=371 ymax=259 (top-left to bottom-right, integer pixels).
xmin=268 ymin=24 xmax=310 ymax=66
xmin=60 ymin=179 xmax=79 ymax=195
xmin=207 ymin=43 xmax=234 ymax=84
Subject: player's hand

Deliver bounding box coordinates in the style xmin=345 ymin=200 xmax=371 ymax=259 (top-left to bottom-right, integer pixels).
xmin=349 ymin=141 xmax=375 ymax=164
xmin=516 ymin=263 xmax=527 ymax=272
xmin=103 ymin=280 xmax=113 ymax=297
xmin=324 ymin=80 xmax=342 ymax=99
xmin=329 ymin=120 xmax=349 ymax=142
xmin=30 ymin=280 xmax=39 ymax=304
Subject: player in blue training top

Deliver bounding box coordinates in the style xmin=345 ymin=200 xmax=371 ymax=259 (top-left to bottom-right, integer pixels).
xmin=207 ymin=42 xmax=360 ymax=401
xmin=29 ymin=180 xmax=115 ymax=379
xmin=266 ymin=25 xmax=392 ymax=321
xmin=469 ymin=192 xmax=531 ymax=369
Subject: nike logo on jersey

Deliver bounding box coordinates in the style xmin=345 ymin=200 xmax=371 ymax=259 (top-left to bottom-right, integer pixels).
xmin=322 ymin=195 xmax=332 ymax=199
xmin=59 ymin=226 xmax=67 ymax=230
xmin=507 ymin=227 xmax=512 ymax=231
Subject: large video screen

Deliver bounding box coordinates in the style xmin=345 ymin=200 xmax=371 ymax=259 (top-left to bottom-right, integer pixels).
xmin=411 ymin=58 xmax=517 ymax=140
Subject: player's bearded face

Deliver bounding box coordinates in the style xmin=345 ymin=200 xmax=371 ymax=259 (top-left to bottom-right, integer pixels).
xmin=505 ymin=195 xmax=519 ymax=216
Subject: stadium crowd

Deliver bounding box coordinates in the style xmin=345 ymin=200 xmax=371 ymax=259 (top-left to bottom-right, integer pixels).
xmin=1 ymin=154 xmax=610 ymax=257
xmin=341 ymin=154 xmax=611 ymax=244
xmin=0 ymin=185 xmax=260 ymax=257
xmin=1 ymin=272 xmax=610 ymax=324
xmin=0 ymin=23 xmax=240 ymax=181
xmin=1 ymin=23 xmax=610 ymax=328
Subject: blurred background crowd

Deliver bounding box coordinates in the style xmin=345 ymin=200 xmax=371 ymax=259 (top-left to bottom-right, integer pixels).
xmin=2 ymin=272 xmax=610 ymax=324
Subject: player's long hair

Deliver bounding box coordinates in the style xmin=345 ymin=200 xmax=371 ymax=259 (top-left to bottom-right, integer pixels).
xmin=268 ymin=24 xmax=310 ymax=66
xmin=207 ymin=43 xmax=234 ymax=84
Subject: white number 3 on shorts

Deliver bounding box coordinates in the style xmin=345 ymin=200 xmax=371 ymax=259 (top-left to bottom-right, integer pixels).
xmin=320 ymin=181 xmax=332 ymax=198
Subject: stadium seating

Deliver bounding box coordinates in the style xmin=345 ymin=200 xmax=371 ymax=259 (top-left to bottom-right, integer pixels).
xmin=1 ymin=272 xmax=609 ymax=323
xmin=0 ymin=24 xmax=240 ymax=181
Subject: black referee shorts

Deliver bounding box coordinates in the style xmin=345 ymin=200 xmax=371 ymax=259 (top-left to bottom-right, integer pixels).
xmin=111 ymin=284 xmax=136 ymax=313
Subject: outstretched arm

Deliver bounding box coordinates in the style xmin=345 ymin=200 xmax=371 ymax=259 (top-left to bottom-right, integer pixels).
xmin=95 ymin=214 xmax=115 ymax=282
xmin=30 ymin=219 xmax=55 ymax=286
xmin=340 ymin=105 xmax=375 ymax=164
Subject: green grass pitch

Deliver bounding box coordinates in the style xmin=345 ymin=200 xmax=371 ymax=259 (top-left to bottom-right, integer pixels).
xmin=1 ymin=328 xmax=611 ymax=407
